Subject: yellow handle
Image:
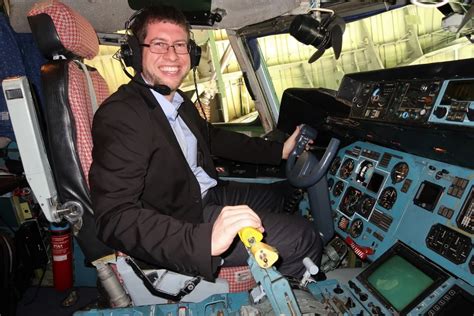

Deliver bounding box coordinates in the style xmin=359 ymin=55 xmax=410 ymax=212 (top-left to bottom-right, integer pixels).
xmin=250 ymin=242 xmax=279 ymax=268
xmin=238 ymin=227 xmax=263 ymax=248
xmin=238 ymin=226 xmax=279 ymax=268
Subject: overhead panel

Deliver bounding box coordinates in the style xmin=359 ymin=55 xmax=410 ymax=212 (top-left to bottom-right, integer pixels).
xmin=128 ymin=0 xmax=218 ymax=26
xmin=128 ymin=0 xmax=211 ymax=11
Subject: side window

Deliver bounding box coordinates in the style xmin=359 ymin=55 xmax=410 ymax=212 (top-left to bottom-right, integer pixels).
xmin=181 ymin=30 xmax=258 ymax=125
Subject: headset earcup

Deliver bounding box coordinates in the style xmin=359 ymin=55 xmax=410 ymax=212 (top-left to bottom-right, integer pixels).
xmin=189 ymin=40 xmax=201 ymax=68
xmin=122 ymin=35 xmax=142 ymax=73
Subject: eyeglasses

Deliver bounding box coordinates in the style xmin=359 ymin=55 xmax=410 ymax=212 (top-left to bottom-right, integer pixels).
xmin=140 ymin=41 xmax=190 ymax=55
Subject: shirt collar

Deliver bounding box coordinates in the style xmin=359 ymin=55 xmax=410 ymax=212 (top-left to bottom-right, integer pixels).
xmin=142 ymin=75 xmax=183 ymax=121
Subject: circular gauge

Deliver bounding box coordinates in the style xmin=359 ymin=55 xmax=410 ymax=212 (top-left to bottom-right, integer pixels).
xmin=391 ymin=162 xmax=409 ymax=184
xmin=370 ymin=84 xmax=392 ymax=108
xmin=328 ymin=178 xmax=335 ymax=191
xmin=358 ymin=195 xmax=376 ymax=218
xmin=378 ymin=187 xmax=397 ymax=210
xmin=329 ymin=157 xmax=341 ymax=176
xmin=340 ymin=187 xmax=362 ymax=216
xmin=339 ymin=158 xmax=355 ymax=179
xmin=349 ymin=218 xmax=364 ymax=238
xmin=356 ymin=160 xmax=375 ymax=186
xmin=370 ymin=86 xmax=382 ymax=106
xmin=333 ymin=181 xmax=345 ymax=197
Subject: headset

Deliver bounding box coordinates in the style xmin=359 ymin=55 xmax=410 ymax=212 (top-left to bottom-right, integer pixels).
xmin=120 ymin=8 xmax=202 ymax=73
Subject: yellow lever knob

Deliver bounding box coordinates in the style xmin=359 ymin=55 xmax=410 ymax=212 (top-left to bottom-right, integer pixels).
xmin=238 ymin=227 xmax=279 ymax=268
xmin=250 ymin=242 xmax=279 ymax=268
xmin=238 ymin=227 xmax=263 ymax=248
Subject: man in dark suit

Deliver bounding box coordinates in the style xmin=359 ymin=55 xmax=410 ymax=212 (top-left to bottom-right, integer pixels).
xmin=90 ymin=5 xmax=322 ymax=282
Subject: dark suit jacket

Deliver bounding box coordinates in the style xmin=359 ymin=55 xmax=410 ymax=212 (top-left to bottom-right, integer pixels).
xmin=89 ymin=79 xmax=283 ymax=280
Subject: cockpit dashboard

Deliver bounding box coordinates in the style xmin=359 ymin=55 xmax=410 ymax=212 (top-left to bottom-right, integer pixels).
xmin=276 ymin=58 xmax=474 ymax=315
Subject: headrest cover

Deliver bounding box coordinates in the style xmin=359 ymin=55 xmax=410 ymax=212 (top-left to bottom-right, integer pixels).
xmin=28 ymin=0 xmax=99 ymax=59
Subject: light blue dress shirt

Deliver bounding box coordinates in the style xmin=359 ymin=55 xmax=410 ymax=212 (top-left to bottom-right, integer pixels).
xmin=151 ymin=89 xmax=217 ymax=197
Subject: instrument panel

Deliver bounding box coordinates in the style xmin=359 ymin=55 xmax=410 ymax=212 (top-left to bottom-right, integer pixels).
xmin=350 ymin=79 xmax=441 ymax=123
xmin=429 ymin=79 xmax=474 ymax=127
xmin=348 ymin=78 xmax=474 ymax=127
xmin=325 ymin=60 xmax=474 ymax=315
xmin=328 ymin=141 xmax=473 ymax=286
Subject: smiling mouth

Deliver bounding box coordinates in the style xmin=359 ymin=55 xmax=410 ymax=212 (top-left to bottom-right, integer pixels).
xmin=159 ymin=66 xmax=179 ymax=74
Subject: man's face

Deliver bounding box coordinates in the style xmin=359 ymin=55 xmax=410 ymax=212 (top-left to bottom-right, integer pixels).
xmin=141 ymin=21 xmax=191 ymax=95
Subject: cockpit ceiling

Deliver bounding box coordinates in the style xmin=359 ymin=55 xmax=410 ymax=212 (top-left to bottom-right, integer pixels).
xmin=7 ymin=0 xmax=409 ymax=33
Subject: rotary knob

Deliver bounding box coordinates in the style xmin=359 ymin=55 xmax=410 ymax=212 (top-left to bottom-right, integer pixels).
xmin=433 ymin=106 xmax=447 ymax=119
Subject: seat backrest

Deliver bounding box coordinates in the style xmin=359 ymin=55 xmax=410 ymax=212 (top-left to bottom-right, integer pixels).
xmin=27 ymin=0 xmax=112 ymax=262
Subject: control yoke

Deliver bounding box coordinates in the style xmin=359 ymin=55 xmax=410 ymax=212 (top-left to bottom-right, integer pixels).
xmin=286 ymin=125 xmax=340 ymax=187
xmin=285 ymin=125 xmax=340 ymax=245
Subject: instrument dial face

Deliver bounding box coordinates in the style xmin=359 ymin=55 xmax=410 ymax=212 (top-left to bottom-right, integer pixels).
xmin=339 ymin=158 xmax=355 ymax=179
xmin=370 ymin=86 xmax=383 ymax=107
xmin=356 ymin=160 xmax=375 ymax=186
xmin=340 ymin=187 xmax=363 ymax=216
xmin=378 ymin=187 xmax=398 ymax=210
xmin=333 ymin=181 xmax=345 ymax=197
xmin=391 ymin=162 xmax=409 ymax=184
xmin=358 ymin=195 xmax=376 ymax=218
xmin=329 ymin=157 xmax=342 ymax=175
xmin=349 ymin=218 xmax=364 ymax=238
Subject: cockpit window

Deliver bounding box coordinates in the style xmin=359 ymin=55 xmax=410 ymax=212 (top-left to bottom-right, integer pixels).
xmin=255 ymin=5 xmax=474 ymax=107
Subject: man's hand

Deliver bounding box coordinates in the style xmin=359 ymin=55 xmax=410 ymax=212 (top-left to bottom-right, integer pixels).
xmin=282 ymin=126 xmax=302 ymax=160
xmin=211 ymin=205 xmax=264 ymax=256
xmin=282 ymin=125 xmax=315 ymax=159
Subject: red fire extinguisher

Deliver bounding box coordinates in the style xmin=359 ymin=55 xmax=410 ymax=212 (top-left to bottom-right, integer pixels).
xmin=50 ymin=222 xmax=73 ymax=291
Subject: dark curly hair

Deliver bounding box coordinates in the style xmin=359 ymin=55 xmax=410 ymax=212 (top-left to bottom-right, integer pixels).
xmin=129 ymin=5 xmax=191 ymax=43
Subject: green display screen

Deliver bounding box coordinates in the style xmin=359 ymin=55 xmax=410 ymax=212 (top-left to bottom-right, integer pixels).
xmin=367 ymin=255 xmax=435 ymax=311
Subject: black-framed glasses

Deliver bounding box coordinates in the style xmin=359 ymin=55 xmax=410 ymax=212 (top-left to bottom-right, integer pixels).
xmin=140 ymin=41 xmax=190 ymax=55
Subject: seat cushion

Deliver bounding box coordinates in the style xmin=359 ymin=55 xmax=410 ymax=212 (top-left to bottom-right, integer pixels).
xmin=218 ymin=266 xmax=256 ymax=292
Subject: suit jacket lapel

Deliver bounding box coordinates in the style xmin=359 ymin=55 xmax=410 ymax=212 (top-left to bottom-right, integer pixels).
xmin=131 ymin=81 xmax=186 ymax=159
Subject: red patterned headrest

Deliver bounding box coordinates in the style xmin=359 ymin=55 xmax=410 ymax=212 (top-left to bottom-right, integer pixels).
xmin=28 ymin=0 xmax=99 ymax=59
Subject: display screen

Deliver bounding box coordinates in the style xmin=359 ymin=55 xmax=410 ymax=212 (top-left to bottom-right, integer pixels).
xmin=367 ymin=255 xmax=434 ymax=311
xmin=436 ymin=286 xmax=474 ymax=315
xmin=358 ymin=243 xmax=448 ymax=314
xmin=414 ymin=181 xmax=444 ymax=211
xmin=367 ymin=172 xmax=384 ymax=193
xmin=441 ymin=80 xmax=474 ymax=104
